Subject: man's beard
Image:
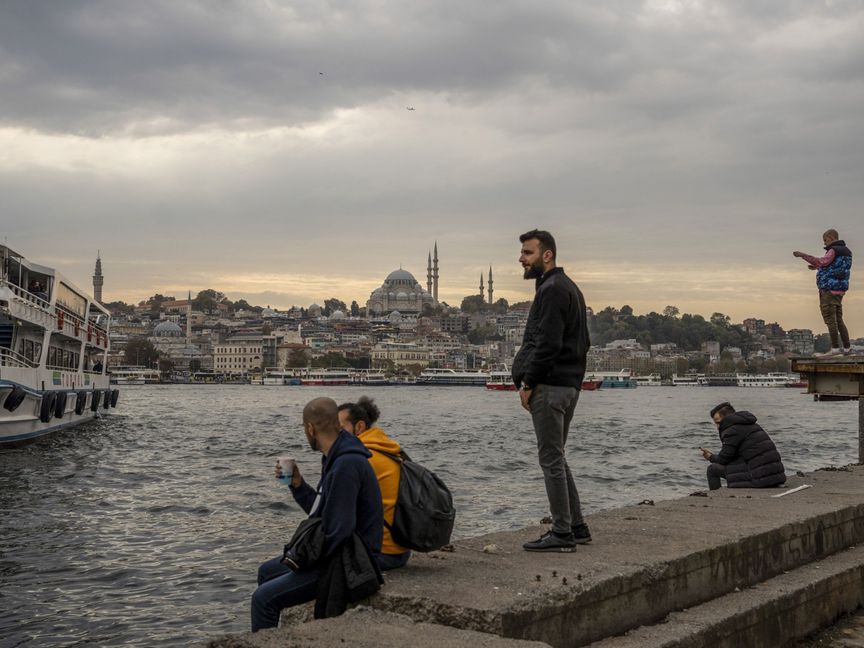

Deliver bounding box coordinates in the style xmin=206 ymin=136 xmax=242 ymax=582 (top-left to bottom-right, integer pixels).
xmin=523 ymin=263 xmax=544 ymax=279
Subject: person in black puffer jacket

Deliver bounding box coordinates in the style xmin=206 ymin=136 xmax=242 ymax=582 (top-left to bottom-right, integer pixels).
xmin=700 ymin=402 xmax=786 ymax=490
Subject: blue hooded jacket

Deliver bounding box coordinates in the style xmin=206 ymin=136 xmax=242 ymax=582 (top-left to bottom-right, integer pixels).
xmin=291 ymin=430 xmax=383 ymax=556
xmin=817 ymin=240 xmax=852 ymax=292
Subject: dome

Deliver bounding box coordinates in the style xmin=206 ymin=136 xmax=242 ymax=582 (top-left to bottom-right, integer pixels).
xmin=396 ymin=292 xmax=408 ymax=300
xmin=331 ymin=310 xmax=346 ymax=320
xmin=385 ymin=269 xmax=417 ymax=285
xmin=154 ymin=321 xmax=183 ymax=337
xmin=389 ymin=310 xmax=402 ymax=321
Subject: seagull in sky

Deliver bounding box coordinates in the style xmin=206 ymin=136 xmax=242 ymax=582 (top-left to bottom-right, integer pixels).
xmin=406 ymin=106 xmax=415 ymax=111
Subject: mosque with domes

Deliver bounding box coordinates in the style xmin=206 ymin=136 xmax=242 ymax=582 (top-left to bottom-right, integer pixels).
xmin=366 ymin=243 xmax=442 ymax=317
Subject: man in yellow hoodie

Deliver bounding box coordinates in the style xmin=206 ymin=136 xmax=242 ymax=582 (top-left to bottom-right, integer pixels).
xmin=338 ymin=396 xmax=411 ymax=571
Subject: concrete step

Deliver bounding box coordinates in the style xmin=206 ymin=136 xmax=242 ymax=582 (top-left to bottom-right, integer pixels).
xmin=586 ymin=543 xmax=864 ymax=648
xmin=368 ymin=467 xmax=864 ymax=647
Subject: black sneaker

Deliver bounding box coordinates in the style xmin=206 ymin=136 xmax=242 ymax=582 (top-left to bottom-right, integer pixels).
xmin=572 ymin=522 xmax=592 ymax=544
xmin=523 ymin=531 xmax=577 ymax=552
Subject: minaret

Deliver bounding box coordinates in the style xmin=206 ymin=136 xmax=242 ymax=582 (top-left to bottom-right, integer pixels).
xmin=432 ymin=241 xmax=439 ymax=302
xmin=92 ymin=251 xmax=104 ymax=303
xmin=488 ymin=266 xmax=494 ymax=305
xmin=186 ymin=290 xmax=192 ymax=343
xmin=479 ymin=273 xmax=485 ymax=297
xmin=427 ymin=251 xmax=433 ymax=295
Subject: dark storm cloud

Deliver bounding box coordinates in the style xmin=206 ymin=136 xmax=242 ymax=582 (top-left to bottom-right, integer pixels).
xmin=12 ymin=1 xmax=861 ymax=135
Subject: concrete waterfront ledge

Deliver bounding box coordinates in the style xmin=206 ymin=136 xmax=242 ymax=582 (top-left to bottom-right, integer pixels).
xmin=200 ymin=608 xmax=550 ymax=647
xmin=368 ymin=466 xmax=864 ymax=646
xmin=204 ymin=466 xmax=864 ymax=647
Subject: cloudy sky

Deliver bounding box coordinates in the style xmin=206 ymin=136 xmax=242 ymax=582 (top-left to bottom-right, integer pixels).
xmin=1 ymin=0 xmax=862 ymax=330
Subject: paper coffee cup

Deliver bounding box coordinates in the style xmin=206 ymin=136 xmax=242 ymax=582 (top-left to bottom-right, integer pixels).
xmin=277 ymin=455 xmax=296 ymax=481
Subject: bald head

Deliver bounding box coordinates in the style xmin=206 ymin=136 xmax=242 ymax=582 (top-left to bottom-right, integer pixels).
xmin=303 ymin=397 xmax=340 ymax=435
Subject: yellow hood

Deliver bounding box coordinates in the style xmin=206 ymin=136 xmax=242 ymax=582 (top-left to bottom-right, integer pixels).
xmin=358 ymin=427 xmax=401 ymax=456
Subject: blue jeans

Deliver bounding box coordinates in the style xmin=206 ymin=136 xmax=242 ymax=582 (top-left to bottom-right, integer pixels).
xmin=377 ymin=551 xmax=410 ymax=571
xmin=251 ymin=556 xmax=318 ymax=631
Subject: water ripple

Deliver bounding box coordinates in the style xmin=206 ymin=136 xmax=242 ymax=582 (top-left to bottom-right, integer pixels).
xmin=0 ymin=385 xmax=858 ymax=646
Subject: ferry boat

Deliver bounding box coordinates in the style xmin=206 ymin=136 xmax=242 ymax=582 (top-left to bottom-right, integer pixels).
xmin=486 ymin=370 xmax=517 ymax=391
xmin=671 ymin=373 xmax=704 ymax=386
xmin=1 ymin=244 xmax=118 ymax=447
xmin=633 ymin=373 xmax=663 ymax=387
xmin=594 ymin=370 xmax=638 ymax=389
xmin=416 ymin=368 xmax=490 ymax=386
xmin=261 ymin=369 xmax=303 ymax=386
xmin=736 ymin=372 xmax=801 ymax=388
xmin=301 ymin=368 xmax=352 ymax=386
xmin=109 ymin=365 xmax=160 ymax=385
xmin=697 ymin=374 xmax=738 ymax=387
xmin=580 ymin=375 xmax=603 ymax=391
xmin=354 ymin=371 xmax=390 ymax=386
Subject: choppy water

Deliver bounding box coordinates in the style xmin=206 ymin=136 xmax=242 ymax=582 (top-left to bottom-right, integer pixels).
xmin=0 ymin=385 xmax=859 ymax=646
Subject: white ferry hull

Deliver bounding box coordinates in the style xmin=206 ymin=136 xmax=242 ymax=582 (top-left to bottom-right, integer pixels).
xmin=0 ymin=382 xmax=115 ymax=447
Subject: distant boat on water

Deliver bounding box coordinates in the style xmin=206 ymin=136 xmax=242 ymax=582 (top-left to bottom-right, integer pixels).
xmin=591 ymin=370 xmax=638 ymax=389
xmin=418 ymin=368 xmax=489 ymax=386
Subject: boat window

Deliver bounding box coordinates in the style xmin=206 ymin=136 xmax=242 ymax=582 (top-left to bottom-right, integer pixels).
xmin=48 ymin=347 xmax=57 ymax=366
xmin=56 ymin=282 xmax=87 ymax=317
xmin=23 ymin=339 xmax=34 ymax=361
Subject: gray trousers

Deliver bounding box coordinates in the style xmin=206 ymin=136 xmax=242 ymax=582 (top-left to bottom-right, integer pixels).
xmin=530 ymin=384 xmax=584 ymax=535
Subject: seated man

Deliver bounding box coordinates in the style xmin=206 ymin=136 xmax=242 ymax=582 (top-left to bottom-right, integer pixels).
xmin=700 ymin=402 xmax=786 ymax=490
xmin=251 ymin=397 xmax=382 ymax=631
xmin=338 ymin=396 xmax=411 ymax=571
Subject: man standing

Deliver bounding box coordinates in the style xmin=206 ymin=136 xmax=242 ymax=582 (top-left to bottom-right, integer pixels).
xmin=793 ymin=229 xmax=853 ymax=356
xmin=512 ymin=230 xmax=591 ymax=552
xmin=700 ymin=402 xmax=785 ymax=491
xmin=250 ymin=397 xmax=382 ymax=631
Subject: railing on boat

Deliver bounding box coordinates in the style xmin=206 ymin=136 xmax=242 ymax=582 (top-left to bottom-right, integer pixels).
xmin=53 ymin=302 xmax=109 ymax=346
xmin=0 ymin=347 xmax=39 ymax=368
xmin=1 ymin=278 xmax=52 ymax=312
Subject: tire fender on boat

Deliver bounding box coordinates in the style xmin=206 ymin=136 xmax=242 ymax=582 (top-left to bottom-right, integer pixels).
xmin=102 ymin=389 xmax=111 ymax=409
xmin=54 ymin=391 xmax=68 ymax=419
xmin=2 ymin=386 xmax=27 ymax=412
xmin=90 ymin=390 xmax=102 ymax=412
xmin=75 ymin=390 xmax=87 ymax=415
xmin=40 ymin=391 xmax=57 ymax=423
xmin=110 ymin=389 xmax=119 ymax=408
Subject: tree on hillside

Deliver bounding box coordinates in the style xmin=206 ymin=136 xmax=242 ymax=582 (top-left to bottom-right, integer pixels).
xmin=104 ymin=301 xmax=135 ymax=316
xmin=460 ymin=295 xmax=487 ymax=313
xmin=323 ymin=298 xmax=347 ymax=316
xmin=193 ymin=289 xmax=227 ymax=314
xmin=350 ymin=301 xmax=361 ymax=317
xmin=492 ymin=298 xmax=509 ymax=314
xmin=125 ymin=338 xmax=159 ymax=367
xmin=233 ymin=299 xmax=262 ymax=313
xmin=663 ymin=305 xmax=680 ymax=318
xmin=311 ymin=352 xmax=351 ymax=368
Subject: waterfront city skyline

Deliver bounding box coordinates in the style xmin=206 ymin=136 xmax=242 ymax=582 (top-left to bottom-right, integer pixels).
xmin=1 ymin=2 xmax=862 ymax=331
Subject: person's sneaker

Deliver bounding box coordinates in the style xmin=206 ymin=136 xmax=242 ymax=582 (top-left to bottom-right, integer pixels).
xmin=571 ymin=522 xmax=592 ymax=544
xmin=816 ymin=348 xmax=843 ymax=357
xmin=523 ymin=530 xmax=577 ymax=552
xmin=843 ymin=348 xmax=853 ymax=355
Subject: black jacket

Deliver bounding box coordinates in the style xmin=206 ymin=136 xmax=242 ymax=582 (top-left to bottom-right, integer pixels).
xmin=710 ymin=411 xmax=786 ymax=488
xmin=282 ymin=517 xmax=383 ymax=619
xmin=512 ymin=267 xmax=590 ymax=389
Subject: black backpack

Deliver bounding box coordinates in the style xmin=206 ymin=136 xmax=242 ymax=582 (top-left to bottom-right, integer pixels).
xmin=376 ymin=449 xmax=456 ymax=552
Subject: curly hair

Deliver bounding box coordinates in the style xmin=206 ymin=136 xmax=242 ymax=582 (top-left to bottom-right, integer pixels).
xmin=338 ymin=395 xmax=381 ymax=428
